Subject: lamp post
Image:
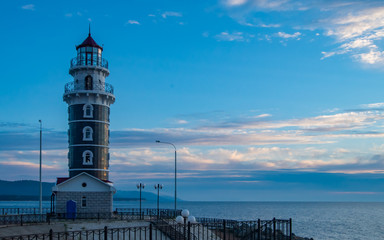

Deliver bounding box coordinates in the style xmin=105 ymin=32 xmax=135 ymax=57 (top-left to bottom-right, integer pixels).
xmin=136 ymin=183 xmax=145 ymax=219
xmin=176 ymin=209 xmax=196 ymax=240
xmin=155 ymin=140 xmax=177 ymax=211
xmin=39 ymin=120 xmax=42 ymax=215
xmin=154 ymin=184 xmax=163 ymax=219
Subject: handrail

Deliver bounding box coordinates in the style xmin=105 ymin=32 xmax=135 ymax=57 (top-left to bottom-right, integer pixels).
xmin=70 ymin=57 xmax=108 ymax=69
xmin=64 ymin=81 xmax=114 ymax=95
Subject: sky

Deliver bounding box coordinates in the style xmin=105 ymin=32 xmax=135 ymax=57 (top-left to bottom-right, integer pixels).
xmin=2 ymin=0 xmax=384 ymax=201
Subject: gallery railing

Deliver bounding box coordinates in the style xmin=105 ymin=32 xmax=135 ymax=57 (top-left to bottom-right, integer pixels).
xmin=64 ymin=81 xmax=114 ymax=95
xmin=70 ymin=57 xmax=109 ymax=69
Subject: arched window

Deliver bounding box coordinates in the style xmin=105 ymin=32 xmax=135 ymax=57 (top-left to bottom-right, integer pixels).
xmin=82 ymin=150 xmax=93 ymax=165
xmin=82 ymin=126 xmax=93 ymax=141
xmin=83 ymin=104 xmax=93 ymax=118
xmin=81 ymin=196 xmax=87 ymax=207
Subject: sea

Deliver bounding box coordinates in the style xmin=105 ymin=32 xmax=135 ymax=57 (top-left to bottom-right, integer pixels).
xmin=1 ymin=201 xmax=383 ymax=240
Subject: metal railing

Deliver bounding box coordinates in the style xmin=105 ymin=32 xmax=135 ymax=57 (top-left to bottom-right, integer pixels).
xmin=0 ymin=208 xmax=50 ymax=215
xmin=70 ymin=57 xmax=109 ymax=69
xmin=0 ymin=208 xmax=293 ymax=240
xmin=64 ymin=81 xmax=114 ymax=95
xmin=0 ymin=218 xmax=292 ymax=240
xmin=0 ymin=214 xmax=48 ymax=226
xmin=116 ymin=208 xmax=182 ymax=219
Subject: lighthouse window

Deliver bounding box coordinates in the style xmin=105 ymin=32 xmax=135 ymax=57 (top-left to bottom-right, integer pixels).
xmin=82 ymin=150 xmax=93 ymax=165
xmin=83 ymin=126 xmax=93 ymax=141
xmin=83 ymin=104 xmax=93 ymax=118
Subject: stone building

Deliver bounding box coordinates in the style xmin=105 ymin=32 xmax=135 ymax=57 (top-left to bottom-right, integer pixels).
xmin=53 ymin=31 xmax=116 ymax=215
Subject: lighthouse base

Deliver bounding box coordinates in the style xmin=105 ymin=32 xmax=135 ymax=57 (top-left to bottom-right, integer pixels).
xmin=52 ymin=172 xmax=116 ymax=216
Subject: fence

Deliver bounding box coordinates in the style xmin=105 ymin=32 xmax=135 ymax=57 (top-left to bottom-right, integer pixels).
xmin=0 ymin=208 xmax=50 ymax=215
xmin=0 ymin=208 xmax=292 ymax=240
xmin=1 ymin=218 xmax=292 ymax=240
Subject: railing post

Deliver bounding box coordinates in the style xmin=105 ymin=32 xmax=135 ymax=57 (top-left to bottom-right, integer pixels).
xmin=149 ymin=223 xmax=153 ymax=240
xmin=20 ymin=214 xmax=23 ymax=226
xmin=223 ymin=220 xmax=226 ymax=240
xmin=273 ymin=218 xmax=276 ymax=240
xmin=289 ymin=218 xmax=292 ymax=240
xmin=49 ymin=229 xmax=53 ymax=240
xmin=188 ymin=221 xmax=191 ymax=240
xmin=258 ymin=219 xmax=261 ymax=240
xmin=104 ymin=226 xmax=108 ymax=240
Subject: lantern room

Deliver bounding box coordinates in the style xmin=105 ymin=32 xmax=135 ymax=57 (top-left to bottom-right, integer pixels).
xmin=70 ymin=32 xmax=108 ymax=69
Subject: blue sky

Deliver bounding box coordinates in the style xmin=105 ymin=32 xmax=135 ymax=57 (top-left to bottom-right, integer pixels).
xmin=2 ymin=0 xmax=384 ymax=201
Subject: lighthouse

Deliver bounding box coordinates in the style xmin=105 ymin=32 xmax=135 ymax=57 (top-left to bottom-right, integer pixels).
xmin=53 ymin=31 xmax=116 ymax=215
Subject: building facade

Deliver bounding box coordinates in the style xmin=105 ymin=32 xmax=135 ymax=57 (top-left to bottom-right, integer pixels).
xmin=53 ymin=32 xmax=116 ymax=215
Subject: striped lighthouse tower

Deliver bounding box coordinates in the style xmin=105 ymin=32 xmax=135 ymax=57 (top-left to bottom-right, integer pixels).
xmin=63 ymin=31 xmax=115 ymax=180
xmin=53 ymin=30 xmax=116 ymax=215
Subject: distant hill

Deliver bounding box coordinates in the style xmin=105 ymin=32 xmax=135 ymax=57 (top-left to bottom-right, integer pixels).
xmin=0 ymin=180 xmax=176 ymax=202
xmin=114 ymin=190 xmax=175 ymax=202
xmin=0 ymin=180 xmax=54 ymax=199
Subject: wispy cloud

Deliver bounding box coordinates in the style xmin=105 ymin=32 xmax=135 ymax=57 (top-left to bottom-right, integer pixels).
xmin=276 ymin=31 xmax=301 ymax=39
xmin=126 ymin=20 xmax=140 ymax=25
xmin=161 ymin=11 xmax=182 ymax=19
xmin=215 ymin=31 xmax=254 ymax=42
xmin=222 ymin=0 xmax=384 ymax=66
xmin=3 ymin=102 xmax=384 ymax=178
xmin=21 ymin=4 xmax=35 ymax=11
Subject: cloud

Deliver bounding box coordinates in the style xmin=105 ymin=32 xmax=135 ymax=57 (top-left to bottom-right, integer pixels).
xmin=21 ymin=4 xmax=35 ymax=11
xmin=361 ymin=103 xmax=384 ymax=109
xmin=161 ymin=12 xmax=182 ymax=19
xmin=65 ymin=13 xmax=73 ymax=18
xmin=126 ymin=20 xmax=140 ymax=25
xmin=3 ymin=102 xmax=384 ymax=178
xmin=215 ymin=32 xmax=254 ymax=42
xmin=225 ymin=0 xmax=248 ymax=7
xmin=276 ymin=31 xmax=301 ymax=39
xmin=221 ymin=0 xmax=384 ymax=66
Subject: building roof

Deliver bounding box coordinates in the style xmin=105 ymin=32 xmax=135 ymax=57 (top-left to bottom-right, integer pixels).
xmin=76 ymin=33 xmax=103 ymax=50
xmin=56 ymin=175 xmax=113 ymax=185
xmin=53 ymin=172 xmax=115 ymax=193
xmin=56 ymin=177 xmax=69 ymax=185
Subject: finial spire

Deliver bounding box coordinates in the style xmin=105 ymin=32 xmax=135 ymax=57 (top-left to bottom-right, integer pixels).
xmin=89 ymin=23 xmax=91 ymax=36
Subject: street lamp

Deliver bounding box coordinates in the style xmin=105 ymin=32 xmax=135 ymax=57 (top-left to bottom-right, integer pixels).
xmin=136 ymin=183 xmax=145 ymax=219
xmin=154 ymin=184 xmax=163 ymax=219
xmin=155 ymin=140 xmax=177 ymax=211
xmin=176 ymin=209 xmax=196 ymax=240
xmin=39 ymin=120 xmax=42 ymax=215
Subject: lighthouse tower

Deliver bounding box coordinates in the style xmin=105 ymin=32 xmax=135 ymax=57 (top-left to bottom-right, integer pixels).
xmin=64 ymin=31 xmax=115 ymax=180
xmin=53 ymin=31 xmax=116 ymax=215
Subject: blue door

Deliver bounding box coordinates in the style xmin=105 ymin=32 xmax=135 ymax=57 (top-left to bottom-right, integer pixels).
xmin=66 ymin=200 xmax=76 ymax=219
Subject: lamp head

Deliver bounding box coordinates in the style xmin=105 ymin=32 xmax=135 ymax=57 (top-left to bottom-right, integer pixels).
xmin=181 ymin=209 xmax=190 ymax=218
xmin=176 ymin=216 xmax=184 ymax=224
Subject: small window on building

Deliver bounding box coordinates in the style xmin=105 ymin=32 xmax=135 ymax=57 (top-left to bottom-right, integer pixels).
xmin=82 ymin=150 xmax=93 ymax=165
xmin=83 ymin=104 xmax=93 ymax=118
xmin=82 ymin=126 xmax=93 ymax=141
xmin=82 ymin=196 xmax=87 ymax=207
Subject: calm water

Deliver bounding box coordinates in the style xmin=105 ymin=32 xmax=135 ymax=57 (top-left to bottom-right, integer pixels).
xmin=1 ymin=201 xmax=384 ymax=240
